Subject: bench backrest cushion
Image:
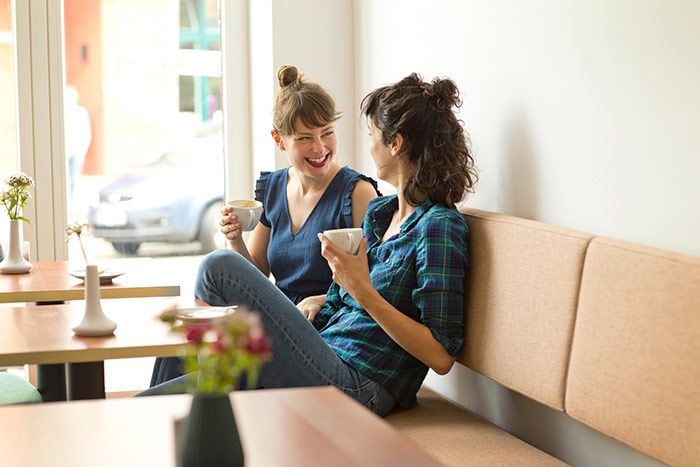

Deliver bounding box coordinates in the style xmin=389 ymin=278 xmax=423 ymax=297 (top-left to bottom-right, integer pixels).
xmin=566 ymin=237 xmax=700 ymax=466
xmin=458 ymin=208 xmax=591 ymax=410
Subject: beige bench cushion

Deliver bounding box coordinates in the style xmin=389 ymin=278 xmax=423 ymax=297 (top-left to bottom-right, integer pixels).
xmin=459 ymin=208 xmax=591 ymax=410
xmin=387 ymin=387 xmax=566 ymax=466
xmin=566 ymin=237 xmax=700 ymax=467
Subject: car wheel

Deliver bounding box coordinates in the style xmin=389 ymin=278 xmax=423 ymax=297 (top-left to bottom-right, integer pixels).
xmin=112 ymin=242 xmax=141 ymax=256
xmin=198 ymin=201 xmax=224 ymax=253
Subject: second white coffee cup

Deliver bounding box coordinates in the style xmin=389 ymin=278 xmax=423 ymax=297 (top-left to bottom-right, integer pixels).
xmin=322 ymin=228 xmax=363 ymax=255
xmin=228 ymin=199 xmax=263 ymax=231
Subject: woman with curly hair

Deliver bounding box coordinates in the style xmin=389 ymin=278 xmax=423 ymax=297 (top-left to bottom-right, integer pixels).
xmin=144 ymin=73 xmax=478 ymax=416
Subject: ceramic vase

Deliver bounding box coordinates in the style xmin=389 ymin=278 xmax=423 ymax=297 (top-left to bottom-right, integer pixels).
xmin=72 ymin=264 xmax=117 ymax=336
xmin=179 ymin=393 xmax=244 ymax=467
xmin=0 ymin=219 xmax=32 ymax=274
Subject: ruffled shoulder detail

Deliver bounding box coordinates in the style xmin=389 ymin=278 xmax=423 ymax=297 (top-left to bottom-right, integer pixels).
xmin=255 ymin=171 xmax=276 ymax=227
xmin=340 ymin=167 xmax=382 ymax=227
xmin=254 ymin=171 xmax=273 ymax=203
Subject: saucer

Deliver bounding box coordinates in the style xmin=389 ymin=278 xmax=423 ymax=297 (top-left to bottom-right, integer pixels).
xmin=69 ymin=269 xmax=125 ymax=285
xmin=174 ymin=306 xmax=237 ymax=324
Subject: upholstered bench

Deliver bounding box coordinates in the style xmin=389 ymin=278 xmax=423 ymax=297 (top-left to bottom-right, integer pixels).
xmin=387 ymin=208 xmax=699 ymax=467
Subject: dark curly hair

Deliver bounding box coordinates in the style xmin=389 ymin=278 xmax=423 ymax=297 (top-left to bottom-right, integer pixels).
xmin=361 ymin=73 xmax=478 ymax=206
xmin=273 ymin=65 xmax=341 ymax=136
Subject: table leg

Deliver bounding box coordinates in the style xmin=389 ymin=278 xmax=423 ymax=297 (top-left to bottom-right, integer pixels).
xmin=37 ymin=364 xmax=67 ymax=402
xmin=67 ymin=361 xmax=105 ymax=400
xmin=34 ymin=301 xmax=69 ymax=401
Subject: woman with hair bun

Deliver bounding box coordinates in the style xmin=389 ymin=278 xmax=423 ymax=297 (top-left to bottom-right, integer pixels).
xmin=145 ymin=73 xmax=477 ymax=417
xmin=149 ymin=65 xmax=380 ymax=386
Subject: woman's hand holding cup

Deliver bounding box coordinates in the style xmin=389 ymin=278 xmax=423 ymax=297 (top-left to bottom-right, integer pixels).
xmin=220 ymin=199 xmax=263 ymax=246
xmin=220 ymin=205 xmax=244 ymax=244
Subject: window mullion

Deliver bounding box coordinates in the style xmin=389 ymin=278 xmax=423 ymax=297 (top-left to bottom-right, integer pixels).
xmin=220 ymin=0 xmax=252 ymax=200
xmin=15 ymin=0 xmax=67 ymax=261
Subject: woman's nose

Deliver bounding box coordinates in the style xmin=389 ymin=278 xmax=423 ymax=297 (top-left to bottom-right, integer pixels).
xmin=311 ymin=137 xmax=324 ymax=153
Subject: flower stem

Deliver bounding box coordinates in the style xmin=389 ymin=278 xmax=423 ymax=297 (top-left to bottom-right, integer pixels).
xmin=78 ymin=236 xmax=89 ymax=266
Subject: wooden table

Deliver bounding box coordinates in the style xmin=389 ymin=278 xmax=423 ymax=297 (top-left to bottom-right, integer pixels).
xmin=0 ymin=386 xmax=439 ymax=466
xmin=0 ymin=299 xmax=186 ymax=401
xmin=0 ymin=260 xmax=181 ymax=304
xmin=0 ymin=259 xmax=183 ymax=401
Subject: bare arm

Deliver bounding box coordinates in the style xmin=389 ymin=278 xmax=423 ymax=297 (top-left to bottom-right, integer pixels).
xmin=246 ymin=222 xmax=271 ymax=276
xmin=350 ymin=179 xmax=379 ymax=227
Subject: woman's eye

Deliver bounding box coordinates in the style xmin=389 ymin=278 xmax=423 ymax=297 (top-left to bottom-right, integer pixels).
xmin=323 ymin=131 xmax=334 ymax=137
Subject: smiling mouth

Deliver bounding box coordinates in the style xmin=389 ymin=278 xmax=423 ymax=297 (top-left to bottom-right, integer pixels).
xmin=306 ymin=153 xmax=329 ymax=168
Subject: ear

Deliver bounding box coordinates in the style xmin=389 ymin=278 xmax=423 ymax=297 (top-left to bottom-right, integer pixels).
xmin=390 ymin=133 xmax=405 ymax=156
xmin=271 ymin=130 xmax=285 ymax=150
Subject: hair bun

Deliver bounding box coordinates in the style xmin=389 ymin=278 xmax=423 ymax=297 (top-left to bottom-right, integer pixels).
xmin=427 ymin=78 xmax=461 ymax=111
xmin=277 ymin=65 xmax=303 ymax=88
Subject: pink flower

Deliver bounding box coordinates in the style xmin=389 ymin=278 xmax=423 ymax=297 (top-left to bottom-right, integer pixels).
xmin=185 ymin=324 xmax=209 ymax=343
xmin=159 ymin=305 xmax=272 ymax=394
xmin=246 ymin=332 xmax=272 ymax=355
xmin=211 ymin=330 xmax=232 ymax=353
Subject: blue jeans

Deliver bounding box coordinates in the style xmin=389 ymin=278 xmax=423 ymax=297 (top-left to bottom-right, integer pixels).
xmin=140 ymin=249 xmax=395 ymax=416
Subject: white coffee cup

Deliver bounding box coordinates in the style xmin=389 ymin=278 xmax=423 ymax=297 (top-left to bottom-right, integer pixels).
xmin=322 ymin=228 xmax=363 ymax=255
xmin=228 ymin=199 xmax=263 ymax=231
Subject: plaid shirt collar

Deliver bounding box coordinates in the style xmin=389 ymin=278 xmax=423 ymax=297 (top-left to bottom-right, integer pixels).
xmin=368 ymin=195 xmax=436 ymax=243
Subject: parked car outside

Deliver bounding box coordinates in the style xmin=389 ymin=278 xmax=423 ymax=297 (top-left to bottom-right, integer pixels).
xmin=88 ymin=123 xmax=224 ymax=255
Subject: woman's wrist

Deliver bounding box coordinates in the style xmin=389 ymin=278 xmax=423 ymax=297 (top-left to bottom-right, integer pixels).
xmin=228 ymin=236 xmax=246 ymax=250
xmin=354 ymin=285 xmax=382 ymax=312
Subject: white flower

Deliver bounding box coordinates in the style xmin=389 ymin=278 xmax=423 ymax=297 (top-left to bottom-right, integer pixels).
xmin=65 ymin=221 xmax=91 ymax=265
xmin=2 ymin=172 xmax=35 ymax=223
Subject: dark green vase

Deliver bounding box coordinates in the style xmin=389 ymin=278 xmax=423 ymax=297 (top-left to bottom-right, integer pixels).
xmin=179 ymin=393 xmax=244 ymax=467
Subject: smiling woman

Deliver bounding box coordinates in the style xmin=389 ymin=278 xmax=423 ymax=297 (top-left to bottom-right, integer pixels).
xmin=148 ymin=65 xmax=382 ymax=387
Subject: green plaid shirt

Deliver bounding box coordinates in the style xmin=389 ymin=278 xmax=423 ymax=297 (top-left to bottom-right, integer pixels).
xmin=315 ymin=195 xmax=468 ymax=407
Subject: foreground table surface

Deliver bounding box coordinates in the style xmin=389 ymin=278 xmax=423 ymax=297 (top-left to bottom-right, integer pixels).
xmin=0 ymin=386 xmax=439 ymax=467
xmin=0 ymin=299 xmax=185 ymax=366
xmin=0 ymin=260 xmax=181 ymax=303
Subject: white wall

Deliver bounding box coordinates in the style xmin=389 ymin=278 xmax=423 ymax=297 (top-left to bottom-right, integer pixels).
xmin=354 ymin=0 xmax=700 ymax=257
xmin=352 ymin=2 xmax=698 ymax=463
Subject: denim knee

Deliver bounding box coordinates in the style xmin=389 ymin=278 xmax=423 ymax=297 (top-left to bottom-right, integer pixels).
xmin=195 ymin=249 xmax=259 ymax=305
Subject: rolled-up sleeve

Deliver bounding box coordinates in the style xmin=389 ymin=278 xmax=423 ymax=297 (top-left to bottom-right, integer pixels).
xmin=412 ymin=213 xmax=468 ymax=356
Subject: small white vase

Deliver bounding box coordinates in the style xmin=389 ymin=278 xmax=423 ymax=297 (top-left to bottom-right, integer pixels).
xmin=72 ymin=264 xmax=117 ymax=337
xmin=0 ymin=219 xmax=33 ymax=274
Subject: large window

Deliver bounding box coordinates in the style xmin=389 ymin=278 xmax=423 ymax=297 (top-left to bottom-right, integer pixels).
xmin=7 ymin=0 xmax=252 ymax=393
xmin=64 ymin=0 xmax=224 ymax=263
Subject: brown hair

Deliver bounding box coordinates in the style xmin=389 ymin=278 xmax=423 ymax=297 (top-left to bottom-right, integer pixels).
xmin=272 ymin=65 xmax=340 ymax=136
xmin=361 ymin=73 xmax=478 ymax=206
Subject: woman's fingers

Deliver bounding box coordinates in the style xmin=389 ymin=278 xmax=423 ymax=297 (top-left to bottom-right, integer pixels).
xmin=220 ymin=211 xmax=243 ymax=239
xmin=318 ymin=233 xmax=345 ymax=261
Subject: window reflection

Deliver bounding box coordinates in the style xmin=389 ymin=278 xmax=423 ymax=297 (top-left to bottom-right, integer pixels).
xmin=64 ymin=0 xmax=223 ymax=260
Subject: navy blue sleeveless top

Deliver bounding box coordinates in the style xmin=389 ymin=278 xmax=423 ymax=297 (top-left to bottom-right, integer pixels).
xmin=254 ymin=166 xmax=379 ymax=304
